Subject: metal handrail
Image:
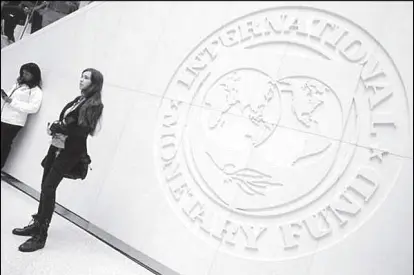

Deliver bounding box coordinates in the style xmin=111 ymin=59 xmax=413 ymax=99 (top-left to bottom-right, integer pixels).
xmin=18 ymin=1 xmax=40 ymax=40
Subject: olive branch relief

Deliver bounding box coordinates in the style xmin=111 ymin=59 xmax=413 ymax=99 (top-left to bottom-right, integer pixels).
xmin=206 ymin=152 xmax=282 ymax=196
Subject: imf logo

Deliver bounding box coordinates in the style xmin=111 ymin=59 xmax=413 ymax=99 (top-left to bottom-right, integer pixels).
xmin=155 ymin=6 xmax=411 ymax=260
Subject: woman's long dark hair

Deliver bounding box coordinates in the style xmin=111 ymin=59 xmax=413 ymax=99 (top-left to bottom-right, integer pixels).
xmin=17 ymin=63 xmax=42 ymax=88
xmin=78 ymin=68 xmax=104 ymax=136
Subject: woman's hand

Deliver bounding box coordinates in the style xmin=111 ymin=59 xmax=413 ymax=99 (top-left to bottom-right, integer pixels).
xmin=23 ymin=6 xmax=30 ymax=14
xmin=1 ymin=90 xmax=12 ymax=103
xmin=50 ymin=122 xmax=67 ymax=135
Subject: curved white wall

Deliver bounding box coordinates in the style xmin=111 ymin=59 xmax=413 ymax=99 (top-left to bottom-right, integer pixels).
xmin=1 ymin=2 xmax=412 ymax=275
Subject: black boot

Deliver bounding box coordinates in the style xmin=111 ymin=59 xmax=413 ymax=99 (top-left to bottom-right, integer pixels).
xmin=18 ymin=219 xmax=50 ymax=252
xmin=12 ymin=214 xmax=41 ymax=236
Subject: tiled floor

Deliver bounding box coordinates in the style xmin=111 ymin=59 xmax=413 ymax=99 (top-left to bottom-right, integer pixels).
xmin=1 ymin=180 xmax=155 ymax=275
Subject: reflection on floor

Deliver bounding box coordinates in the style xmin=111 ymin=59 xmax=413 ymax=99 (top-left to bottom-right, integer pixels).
xmin=1 ymin=180 xmax=154 ymax=275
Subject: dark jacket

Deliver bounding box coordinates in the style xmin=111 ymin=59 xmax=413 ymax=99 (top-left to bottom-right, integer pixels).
xmin=42 ymin=96 xmax=103 ymax=174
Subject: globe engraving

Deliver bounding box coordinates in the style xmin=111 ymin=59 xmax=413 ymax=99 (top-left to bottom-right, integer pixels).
xmin=186 ymin=70 xmax=346 ymax=214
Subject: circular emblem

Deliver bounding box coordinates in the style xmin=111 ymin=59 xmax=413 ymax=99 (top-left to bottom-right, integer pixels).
xmin=155 ymin=6 xmax=411 ymax=260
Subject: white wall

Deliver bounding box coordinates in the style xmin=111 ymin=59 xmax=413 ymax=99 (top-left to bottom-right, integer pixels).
xmin=1 ymin=2 xmax=412 ymax=275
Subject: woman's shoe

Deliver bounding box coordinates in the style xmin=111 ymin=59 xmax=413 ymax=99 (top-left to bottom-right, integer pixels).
xmin=12 ymin=214 xmax=41 ymax=236
xmin=18 ymin=218 xmax=49 ymax=253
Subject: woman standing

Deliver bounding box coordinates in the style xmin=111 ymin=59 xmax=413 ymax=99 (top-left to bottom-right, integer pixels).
xmin=1 ymin=62 xmax=43 ymax=170
xmin=12 ymin=68 xmax=104 ymax=253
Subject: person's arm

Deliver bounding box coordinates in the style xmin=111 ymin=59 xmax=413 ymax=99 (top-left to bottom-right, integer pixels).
xmin=51 ymin=104 xmax=103 ymax=137
xmin=8 ymin=87 xmax=43 ymax=114
xmin=32 ymin=1 xmax=48 ymax=12
xmin=50 ymin=118 xmax=90 ymax=137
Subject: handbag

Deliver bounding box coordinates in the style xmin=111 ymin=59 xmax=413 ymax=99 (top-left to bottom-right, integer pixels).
xmin=63 ymin=154 xmax=92 ymax=180
xmin=41 ymin=152 xmax=92 ymax=181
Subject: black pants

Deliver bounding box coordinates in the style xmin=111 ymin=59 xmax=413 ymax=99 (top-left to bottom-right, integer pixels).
xmin=36 ymin=148 xmax=65 ymax=223
xmin=1 ymin=122 xmax=23 ymax=169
